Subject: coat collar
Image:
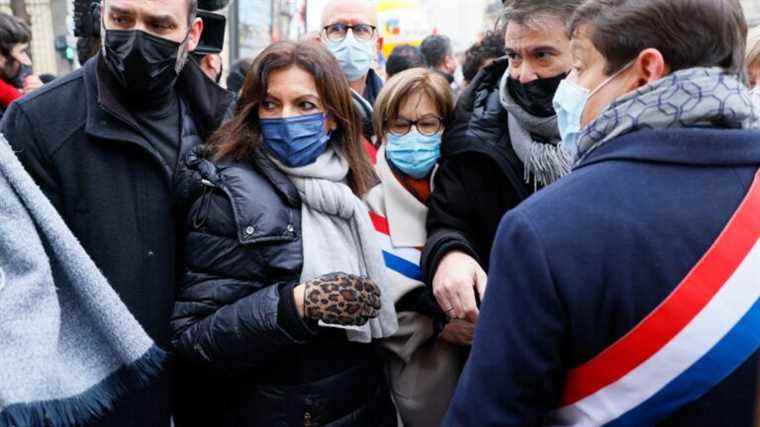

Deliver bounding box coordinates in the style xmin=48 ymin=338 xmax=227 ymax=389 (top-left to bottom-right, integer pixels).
xmin=83 ymin=53 xmax=233 ymax=145
xmin=576 ymin=127 xmax=760 ymax=171
xmin=376 ymin=146 xmax=428 ymax=248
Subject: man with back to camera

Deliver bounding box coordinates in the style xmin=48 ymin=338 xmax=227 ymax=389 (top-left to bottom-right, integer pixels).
xmin=422 ymin=0 xmax=582 ymax=339
xmin=1 ymin=0 xmax=233 ymax=424
xmin=446 ymin=0 xmax=760 ymax=425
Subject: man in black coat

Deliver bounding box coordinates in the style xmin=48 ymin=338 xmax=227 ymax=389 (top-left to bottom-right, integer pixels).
xmin=422 ymin=0 xmax=582 ymax=327
xmin=0 ymin=0 xmax=233 ymax=424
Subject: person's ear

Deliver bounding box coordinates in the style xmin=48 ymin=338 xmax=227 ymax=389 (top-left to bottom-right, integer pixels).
xmin=376 ymin=36 xmax=384 ymax=54
xmin=628 ymin=48 xmax=669 ymax=91
xmin=186 ymin=17 xmax=203 ymax=52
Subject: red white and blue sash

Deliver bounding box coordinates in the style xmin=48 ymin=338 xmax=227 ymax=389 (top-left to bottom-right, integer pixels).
xmin=551 ymin=170 xmax=760 ymax=427
xmin=369 ymin=212 xmax=423 ymax=282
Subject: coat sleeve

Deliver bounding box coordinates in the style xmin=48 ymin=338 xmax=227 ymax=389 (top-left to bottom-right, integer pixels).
xmin=170 ymin=269 xmax=317 ymax=374
xmin=1 ymin=101 xmax=63 ymax=211
xmin=443 ymin=210 xmax=567 ymax=426
xmin=170 ymin=181 xmax=318 ymax=374
xmin=421 ymin=154 xmax=487 ymax=283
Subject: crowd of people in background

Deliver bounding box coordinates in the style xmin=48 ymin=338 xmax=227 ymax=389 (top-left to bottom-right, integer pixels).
xmin=2 ymin=0 xmax=760 ymax=426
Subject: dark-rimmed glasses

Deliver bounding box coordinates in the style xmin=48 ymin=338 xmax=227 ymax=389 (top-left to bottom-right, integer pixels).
xmin=323 ymin=23 xmax=376 ymax=42
xmin=386 ymin=117 xmax=444 ymax=137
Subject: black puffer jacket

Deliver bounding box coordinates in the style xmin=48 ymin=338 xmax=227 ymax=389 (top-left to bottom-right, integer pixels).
xmin=422 ymin=57 xmax=532 ymax=280
xmin=171 ymin=146 xmax=396 ymax=427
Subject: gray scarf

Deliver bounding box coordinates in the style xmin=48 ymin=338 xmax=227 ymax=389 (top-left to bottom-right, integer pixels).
xmin=499 ymin=72 xmax=572 ymax=187
xmin=578 ymin=67 xmax=759 ymax=162
xmin=0 ymin=137 xmax=166 ymax=426
xmin=273 ymin=148 xmax=398 ymax=343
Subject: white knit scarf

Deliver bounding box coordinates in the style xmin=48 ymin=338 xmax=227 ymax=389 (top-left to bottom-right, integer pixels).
xmin=272 ymin=147 xmax=398 ymax=343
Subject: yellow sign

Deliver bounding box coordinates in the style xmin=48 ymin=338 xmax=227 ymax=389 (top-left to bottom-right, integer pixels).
xmin=378 ymin=0 xmax=430 ymax=57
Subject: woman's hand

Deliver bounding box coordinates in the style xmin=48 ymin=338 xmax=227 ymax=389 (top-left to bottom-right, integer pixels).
xmin=293 ymin=273 xmax=381 ymax=326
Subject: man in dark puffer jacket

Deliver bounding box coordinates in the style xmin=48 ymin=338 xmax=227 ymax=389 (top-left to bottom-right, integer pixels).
xmin=422 ymin=0 xmax=583 ymax=328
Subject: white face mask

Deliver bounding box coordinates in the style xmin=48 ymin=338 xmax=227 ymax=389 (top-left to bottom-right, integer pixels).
xmin=326 ymin=31 xmax=375 ymax=82
xmin=552 ymin=61 xmax=635 ymax=158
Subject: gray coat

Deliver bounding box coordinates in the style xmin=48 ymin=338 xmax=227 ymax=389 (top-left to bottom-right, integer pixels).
xmin=0 ymin=136 xmax=166 ymax=426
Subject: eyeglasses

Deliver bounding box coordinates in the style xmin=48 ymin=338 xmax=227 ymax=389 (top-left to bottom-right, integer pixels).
xmin=323 ymin=23 xmax=376 ymax=42
xmin=387 ymin=117 xmax=444 ymax=137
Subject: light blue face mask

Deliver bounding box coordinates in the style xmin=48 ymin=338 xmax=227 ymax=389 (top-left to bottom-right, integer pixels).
xmin=553 ymin=62 xmax=634 ymax=159
xmin=326 ymin=31 xmax=374 ymax=82
xmin=386 ymin=129 xmax=442 ymax=179
xmin=260 ymin=113 xmax=331 ymax=168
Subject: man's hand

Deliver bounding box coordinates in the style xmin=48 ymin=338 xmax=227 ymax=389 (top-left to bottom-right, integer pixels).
xmin=439 ymin=319 xmax=475 ymax=346
xmin=22 ymin=75 xmax=43 ymax=94
xmin=432 ymin=250 xmax=487 ymax=322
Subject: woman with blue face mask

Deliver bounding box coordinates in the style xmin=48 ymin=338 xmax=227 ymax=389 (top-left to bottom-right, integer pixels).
xmin=170 ymin=41 xmax=399 ymax=426
xmin=364 ymin=68 xmax=463 ymax=427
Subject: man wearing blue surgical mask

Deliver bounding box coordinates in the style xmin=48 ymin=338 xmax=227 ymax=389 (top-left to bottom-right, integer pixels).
xmin=447 ymin=0 xmax=760 ymax=425
xmin=0 ymin=0 xmax=234 ymax=425
xmin=321 ymin=0 xmax=384 ymax=144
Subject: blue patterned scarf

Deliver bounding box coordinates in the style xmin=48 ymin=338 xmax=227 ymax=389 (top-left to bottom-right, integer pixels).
xmin=577 ymin=67 xmax=759 ymax=163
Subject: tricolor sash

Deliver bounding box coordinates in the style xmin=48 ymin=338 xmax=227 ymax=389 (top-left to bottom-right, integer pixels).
xmin=551 ymin=169 xmax=760 ymax=427
xmin=369 ymin=211 xmax=423 ymax=282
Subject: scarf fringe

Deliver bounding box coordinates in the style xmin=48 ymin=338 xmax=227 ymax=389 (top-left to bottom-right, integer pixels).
xmin=0 ymin=344 xmax=169 ymax=427
xmin=525 ymin=140 xmax=572 ymax=187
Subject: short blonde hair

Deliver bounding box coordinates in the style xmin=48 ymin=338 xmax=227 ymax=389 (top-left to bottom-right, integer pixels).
xmin=747 ymin=26 xmax=760 ymax=68
xmin=372 ymin=68 xmax=455 ymax=142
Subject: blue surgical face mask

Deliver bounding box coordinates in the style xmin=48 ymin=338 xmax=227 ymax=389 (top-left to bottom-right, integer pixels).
xmin=553 ymin=61 xmax=634 ymax=159
xmin=261 ymin=113 xmax=331 ymax=167
xmin=326 ymin=32 xmax=374 ymax=82
xmin=386 ymin=129 xmax=442 ymax=179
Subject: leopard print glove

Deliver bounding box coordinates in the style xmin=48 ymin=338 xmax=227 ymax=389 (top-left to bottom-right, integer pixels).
xmin=303 ymin=272 xmax=382 ymax=326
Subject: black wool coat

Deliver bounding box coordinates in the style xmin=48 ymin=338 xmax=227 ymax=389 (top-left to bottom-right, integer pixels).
xmin=422 ymin=57 xmax=533 ymax=281
xmin=1 ymin=54 xmax=233 ymax=426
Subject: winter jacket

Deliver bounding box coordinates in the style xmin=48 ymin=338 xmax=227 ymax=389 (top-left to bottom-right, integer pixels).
xmin=445 ymin=128 xmax=760 ymax=426
xmin=170 ymin=147 xmax=396 ymax=427
xmin=422 ymin=57 xmax=531 ymax=281
xmin=365 ymin=146 xmax=465 ymax=426
xmin=1 ymin=54 xmax=233 ymax=426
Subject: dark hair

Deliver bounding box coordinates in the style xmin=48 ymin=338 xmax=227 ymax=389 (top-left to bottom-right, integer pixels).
xmin=209 ymin=41 xmax=374 ymax=196
xmin=569 ymin=0 xmax=747 ymax=75
xmin=0 ymin=13 xmax=30 ymax=57
xmin=502 ymin=0 xmax=584 ymax=27
xmin=419 ymin=35 xmax=452 ymax=68
xmin=226 ymin=57 xmax=253 ymax=93
xmin=462 ymin=31 xmax=506 ymax=83
xmin=385 ymin=44 xmax=425 ymax=78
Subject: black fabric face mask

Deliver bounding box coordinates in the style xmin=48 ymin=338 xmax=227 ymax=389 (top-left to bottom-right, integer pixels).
xmin=1 ymin=57 xmax=30 ymax=88
xmin=103 ymin=29 xmax=188 ymax=103
xmin=507 ymin=72 xmax=568 ymax=118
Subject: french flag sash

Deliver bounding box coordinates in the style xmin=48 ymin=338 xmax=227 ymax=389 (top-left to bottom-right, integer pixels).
xmin=369 ymin=211 xmax=423 ymax=282
xmin=551 ymin=169 xmax=760 ymax=427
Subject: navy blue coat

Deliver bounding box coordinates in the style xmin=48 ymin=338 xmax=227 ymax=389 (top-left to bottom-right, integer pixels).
xmin=445 ymin=128 xmax=760 ymax=426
